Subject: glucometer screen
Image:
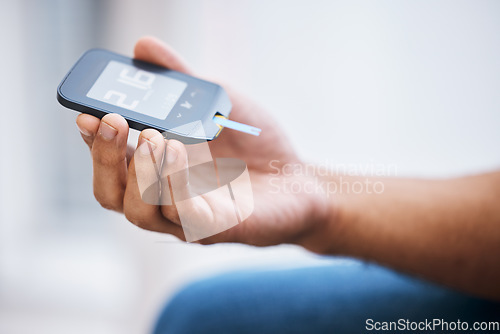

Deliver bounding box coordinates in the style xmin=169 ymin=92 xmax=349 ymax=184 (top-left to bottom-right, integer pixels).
xmin=86 ymin=60 xmax=187 ymax=120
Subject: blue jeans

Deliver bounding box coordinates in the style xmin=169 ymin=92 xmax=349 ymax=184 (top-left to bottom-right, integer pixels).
xmin=153 ymin=260 xmax=500 ymax=333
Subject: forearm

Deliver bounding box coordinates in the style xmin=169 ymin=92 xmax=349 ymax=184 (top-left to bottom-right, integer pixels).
xmin=310 ymin=172 xmax=500 ymax=300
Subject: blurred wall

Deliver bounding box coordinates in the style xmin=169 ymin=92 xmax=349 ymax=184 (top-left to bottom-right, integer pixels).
xmin=1 ymin=1 xmax=499 ymax=333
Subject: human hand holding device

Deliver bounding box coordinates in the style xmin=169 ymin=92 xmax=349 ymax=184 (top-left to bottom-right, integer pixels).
xmin=74 ymin=36 xmax=500 ymax=301
xmin=74 ymin=36 xmax=330 ymax=245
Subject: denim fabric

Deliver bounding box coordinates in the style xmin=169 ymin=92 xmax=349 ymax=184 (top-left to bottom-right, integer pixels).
xmin=153 ymin=260 xmax=500 ymax=334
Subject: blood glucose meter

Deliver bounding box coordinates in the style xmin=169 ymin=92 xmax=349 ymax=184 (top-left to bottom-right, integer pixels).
xmin=57 ymin=49 xmax=260 ymax=142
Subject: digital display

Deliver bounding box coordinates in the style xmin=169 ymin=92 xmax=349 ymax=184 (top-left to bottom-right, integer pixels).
xmin=87 ymin=60 xmax=187 ymax=120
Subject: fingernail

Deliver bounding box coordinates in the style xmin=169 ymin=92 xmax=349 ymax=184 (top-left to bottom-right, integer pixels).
xmin=166 ymin=145 xmax=178 ymax=164
xmin=100 ymin=122 xmax=118 ymax=141
xmin=139 ymin=138 xmax=157 ymax=156
xmin=77 ymin=124 xmax=92 ymax=137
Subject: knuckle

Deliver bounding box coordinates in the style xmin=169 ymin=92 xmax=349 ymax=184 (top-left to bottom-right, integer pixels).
xmin=161 ymin=205 xmax=180 ymax=224
xmin=198 ymin=238 xmax=215 ymax=245
xmin=94 ymin=191 xmax=122 ymax=212
xmin=124 ymin=211 xmax=154 ymax=231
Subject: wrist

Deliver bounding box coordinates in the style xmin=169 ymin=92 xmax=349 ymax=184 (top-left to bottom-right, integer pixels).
xmin=296 ymin=173 xmax=352 ymax=255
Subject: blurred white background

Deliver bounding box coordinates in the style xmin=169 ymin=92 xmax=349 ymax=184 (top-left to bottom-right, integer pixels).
xmin=1 ymin=0 xmax=499 ymax=333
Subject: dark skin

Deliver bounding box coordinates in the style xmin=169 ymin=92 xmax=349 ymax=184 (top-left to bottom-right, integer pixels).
xmin=76 ymin=36 xmax=500 ymax=301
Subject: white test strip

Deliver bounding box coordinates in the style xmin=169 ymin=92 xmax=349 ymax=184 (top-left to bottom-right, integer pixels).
xmin=213 ymin=116 xmax=262 ymax=136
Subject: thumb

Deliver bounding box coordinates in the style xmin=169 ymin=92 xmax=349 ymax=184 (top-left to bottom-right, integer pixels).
xmin=134 ymin=36 xmax=194 ymax=75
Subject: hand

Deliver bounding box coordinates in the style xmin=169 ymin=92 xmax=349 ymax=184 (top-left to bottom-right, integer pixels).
xmin=76 ymin=36 xmax=330 ymax=247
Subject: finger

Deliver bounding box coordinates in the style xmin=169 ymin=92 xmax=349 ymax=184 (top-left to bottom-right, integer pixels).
xmin=130 ymin=129 xmax=165 ymax=206
xmin=76 ymin=113 xmax=100 ymax=149
xmin=92 ymin=113 xmax=129 ymax=212
xmin=124 ymin=130 xmax=185 ymax=239
xmin=134 ymin=36 xmax=194 ymax=75
xmin=160 ymin=140 xmax=191 ymax=224
xmin=161 ymin=140 xmax=220 ymax=242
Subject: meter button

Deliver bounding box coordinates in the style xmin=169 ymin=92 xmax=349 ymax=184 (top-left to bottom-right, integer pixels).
xmin=180 ymin=101 xmax=192 ymax=109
